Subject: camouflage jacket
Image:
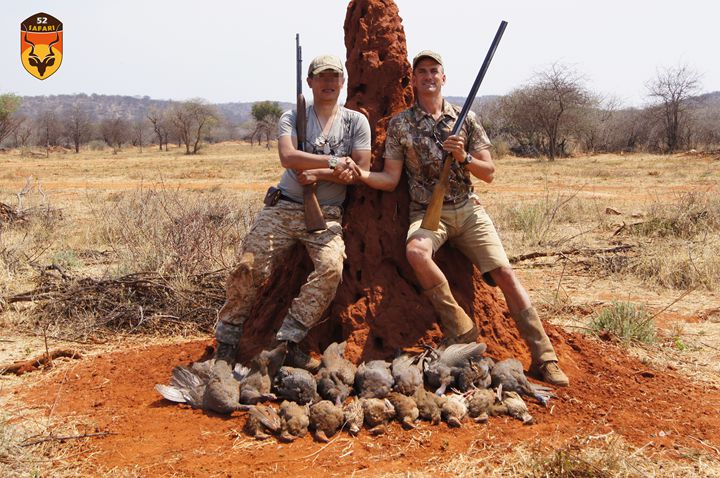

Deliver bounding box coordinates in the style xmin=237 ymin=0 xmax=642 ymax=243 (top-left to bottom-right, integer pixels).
xmin=384 ymin=100 xmax=492 ymax=205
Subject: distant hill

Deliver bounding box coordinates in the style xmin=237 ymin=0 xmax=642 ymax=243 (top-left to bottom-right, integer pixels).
xmin=16 ymin=94 xmax=292 ymax=125
xmin=13 ymin=91 xmax=716 ymax=125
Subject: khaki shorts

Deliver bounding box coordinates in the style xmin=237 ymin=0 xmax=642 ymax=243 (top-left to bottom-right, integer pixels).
xmin=407 ymin=195 xmax=510 ymax=282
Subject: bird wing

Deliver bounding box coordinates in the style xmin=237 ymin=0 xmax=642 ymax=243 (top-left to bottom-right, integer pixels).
xmin=439 ymin=343 xmax=487 ymax=367
xmin=155 ymin=384 xmax=189 ymax=404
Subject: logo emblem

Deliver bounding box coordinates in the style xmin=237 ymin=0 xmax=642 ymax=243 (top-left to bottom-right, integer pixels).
xmin=21 ymin=12 xmax=63 ymax=80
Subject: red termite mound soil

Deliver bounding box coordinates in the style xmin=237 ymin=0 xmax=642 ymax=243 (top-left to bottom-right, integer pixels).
xmin=18 ymin=332 xmax=720 ymax=476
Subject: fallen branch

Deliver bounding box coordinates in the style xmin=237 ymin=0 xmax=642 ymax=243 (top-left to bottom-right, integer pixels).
xmin=0 ymin=349 xmax=82 ymax=376
xmin=509 ymin=245 xmax=634 ymax=264
xmin=21 ymin=431 xmax=113 ymax=447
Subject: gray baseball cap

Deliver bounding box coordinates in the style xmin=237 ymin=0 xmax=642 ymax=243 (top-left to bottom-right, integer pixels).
xmin=412 ymin=50 xmax=444 ymax=69
xmin=308 ymin=54 xmax=344 ymax=76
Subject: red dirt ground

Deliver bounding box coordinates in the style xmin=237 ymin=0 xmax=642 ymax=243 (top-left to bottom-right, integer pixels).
xmin=17 ymin=326 xmax=720 ymax=477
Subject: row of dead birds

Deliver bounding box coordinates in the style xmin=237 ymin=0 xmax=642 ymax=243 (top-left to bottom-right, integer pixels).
xmin=156 ymin=341 xmax=555 ymax=442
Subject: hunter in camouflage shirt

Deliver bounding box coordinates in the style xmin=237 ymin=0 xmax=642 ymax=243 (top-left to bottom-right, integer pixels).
xmin=357 ymin=50 xmax=569 ymax=387
xmin=384 ymin=100 xmax=491 ymax=205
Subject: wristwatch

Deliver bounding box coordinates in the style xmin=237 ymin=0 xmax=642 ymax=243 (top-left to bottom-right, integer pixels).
xmin=461 ymin=153 xmax=473 ymax=166
xmin=328 ymin=155 xmax=339 ymax=170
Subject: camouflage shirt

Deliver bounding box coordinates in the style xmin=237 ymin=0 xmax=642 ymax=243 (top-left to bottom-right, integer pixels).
xmin=384 ymin=100 xmax=492 ymax=205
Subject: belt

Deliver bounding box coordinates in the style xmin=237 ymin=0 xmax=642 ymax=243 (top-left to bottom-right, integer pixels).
xmin=443 ymin=196 xmax=469 ymax=207
xmin=279 ymin=194 xmax=302 ymax=205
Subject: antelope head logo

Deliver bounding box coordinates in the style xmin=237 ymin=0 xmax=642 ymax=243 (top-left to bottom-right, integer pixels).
xmin=24 ymin=33 xmax=59 ymax=77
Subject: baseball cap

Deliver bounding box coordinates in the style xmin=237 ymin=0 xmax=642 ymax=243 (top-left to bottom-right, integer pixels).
xmin=308 ymin=55 xmax=344 ymax=76
xmin=412 ymin=50 xmax=443 ymax=69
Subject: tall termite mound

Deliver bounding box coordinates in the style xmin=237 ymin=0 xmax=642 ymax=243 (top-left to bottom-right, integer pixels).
xmin=238 ymin=0 xmax=538 ymax=364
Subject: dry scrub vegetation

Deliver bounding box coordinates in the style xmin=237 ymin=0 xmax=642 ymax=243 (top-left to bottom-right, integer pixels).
xmin=1 ymin=144 xmax=719 ymax=476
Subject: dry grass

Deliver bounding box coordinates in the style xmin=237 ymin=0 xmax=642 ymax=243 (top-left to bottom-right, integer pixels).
xmin=1 ymin=146 xmax=719 ymax=476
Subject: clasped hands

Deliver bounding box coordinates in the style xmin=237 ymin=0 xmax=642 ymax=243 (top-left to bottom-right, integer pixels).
xmin=333 ymin=157 xmax=363 ymax=183
xmin=295 ymin=156 xmax=363 ymax=185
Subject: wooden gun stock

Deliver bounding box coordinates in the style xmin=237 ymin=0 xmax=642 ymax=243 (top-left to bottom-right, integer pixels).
xmin=296 ymin=34 xmax=326 ymax=232
xmin=420 ymin=20 xmax=508 ymax=231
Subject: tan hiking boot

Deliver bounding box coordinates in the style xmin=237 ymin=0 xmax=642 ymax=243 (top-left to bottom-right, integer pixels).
xmin=531 ymin=361 xmax=569 ymax=387
xmin=423 ymin=281 xmax=476 ymax=342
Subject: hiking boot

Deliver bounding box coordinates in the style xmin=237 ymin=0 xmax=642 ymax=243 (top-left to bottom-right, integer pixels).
xmin=441 ymin=324 xmax=480 ymax=347
xmin=285 ymin=342 xmax=321 ymax=374
xmin=214 ymin=341 xmax=237 ymax=368
xmin=531 ymin=361 xmax=569 ymax=387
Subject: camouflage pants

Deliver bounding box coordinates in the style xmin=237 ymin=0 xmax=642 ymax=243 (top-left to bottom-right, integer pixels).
xmin=216 ymin=200 xmax=345 ymax=344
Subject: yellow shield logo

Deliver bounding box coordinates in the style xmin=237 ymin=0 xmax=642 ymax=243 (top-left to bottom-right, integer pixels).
xmin=21 ymin=12 xmax=63 ymax=80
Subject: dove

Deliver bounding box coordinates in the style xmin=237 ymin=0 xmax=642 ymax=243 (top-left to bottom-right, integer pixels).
xmin=155 ymin=363 xmax=249 ymax=414
xmin=361 ymin=398 xmax=396 ymax=435
xmin=278 ymin=400 xmax=310 ymax=442
xmin=343 ymin=397 xmax=364 ymax=436
xmin=424 ymin=342 xmax=487 ymax=395
xmin=490 ymin=358 xmax=555 ymax=406
xmin=273 ymin=366 xmax=318 ymax=405
xmin=309 ymin=400 xmax=344 ymax=442
xmin=238 ymin=342 xmax=287 ymax=404
xmin=412 ymin=387 xmax=442 ymax=425
xmin=355 ymin=360 xmax=394 ymax=399
xmin=391 ymin=353 xmax=424 ymax=396
xmin=244 ymin=404 xmax=282 ymax=440
xmin=491 ymin=391 xmax=534 ymax=425
xmin=387 ymin=392 xmax=419 ymax=429
xmin=440 ymin=393 xmax=468 ymax=428
xmin=466 ymin=388 xmax=497 ymax=423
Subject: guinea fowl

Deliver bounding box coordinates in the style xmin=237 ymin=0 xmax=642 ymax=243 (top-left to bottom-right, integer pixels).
xmin=273 ymin=366 xmax=318 ymax=405
xmin=355 ymin=360 xmax=394 ymax=399
xmin=391 ymin=353 xmax=423 ymax=396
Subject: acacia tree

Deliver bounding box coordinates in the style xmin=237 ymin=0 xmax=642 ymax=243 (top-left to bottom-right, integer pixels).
xmin=170 ymin=100 xmax=218 ymax=154
xmin=0 ymin=94 xmax=22 ymax=146
xmin=250 ymin=101 xmax=282 ymax=148
xmin=646 ymin=64 xmax=701 ymax=153
xmin=100 ymin=116 xmax=130 ymax=153
xmin=35 ymin=110 xmax=62 ymax=156
xmin=65 ymin=104 xmax=92 ymax=153
xmin=500 ymin=64 xmax=597 ymax=159
xmin=147 ymin=108 xmax=170 ymax=151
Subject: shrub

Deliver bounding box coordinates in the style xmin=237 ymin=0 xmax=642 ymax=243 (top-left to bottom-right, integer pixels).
xmin=589 ymin=301 xmax=655 ymax=344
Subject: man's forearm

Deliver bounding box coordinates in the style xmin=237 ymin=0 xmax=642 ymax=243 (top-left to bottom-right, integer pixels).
xmin=358 ymin=170 xmax=398 ymax=191
xmin=303 ymin=168 xmax=348 ymax=184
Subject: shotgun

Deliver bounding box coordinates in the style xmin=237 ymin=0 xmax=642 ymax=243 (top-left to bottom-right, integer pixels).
xmin=420 ymin=21 xmax=508 ymax=231
xmin=296 ymin=34 xmax=327 ymax=232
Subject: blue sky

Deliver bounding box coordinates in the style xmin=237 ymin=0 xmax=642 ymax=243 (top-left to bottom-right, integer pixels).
xmin=2 ymin=1 xmax=717 ymax=107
